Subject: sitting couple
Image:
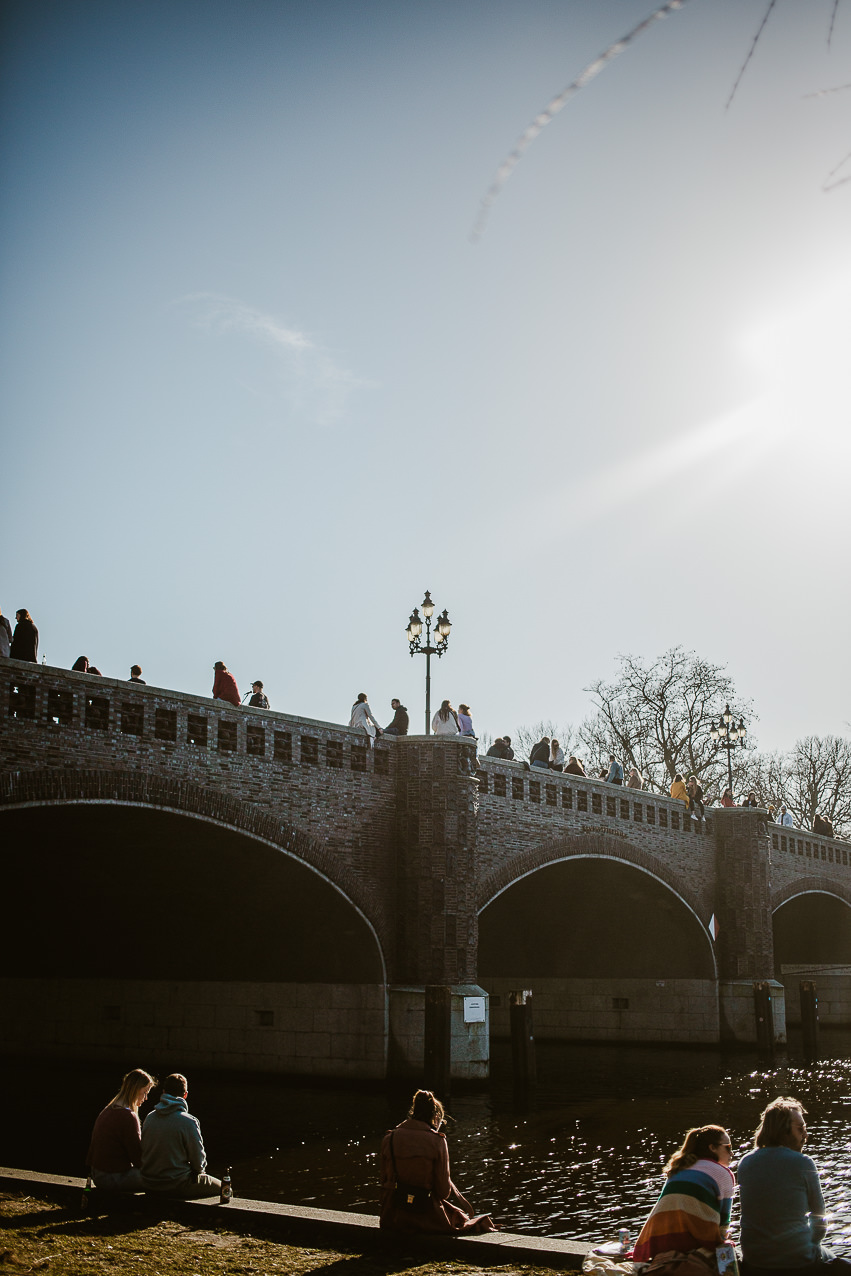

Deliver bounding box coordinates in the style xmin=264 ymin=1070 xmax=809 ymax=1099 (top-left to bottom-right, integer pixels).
xmin=634 ymin=1097 xmax=849 ymax=1276
xmin=87 ymin=1069 xmax=221 ymax=1198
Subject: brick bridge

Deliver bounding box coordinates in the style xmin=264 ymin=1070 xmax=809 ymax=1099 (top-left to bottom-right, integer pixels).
xmin=2 ymin=659 xmax=849 ymax=1079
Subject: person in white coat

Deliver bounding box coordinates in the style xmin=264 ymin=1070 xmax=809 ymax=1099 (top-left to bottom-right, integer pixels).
xmin=350 ymin=692 xmax=382 ymax=746
xmin=432 ymin=700 xmax=459 ymax=736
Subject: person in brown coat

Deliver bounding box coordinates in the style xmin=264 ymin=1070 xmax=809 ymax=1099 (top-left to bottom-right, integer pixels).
xmin=379 ymin=1089 xmax=496 ymax=1234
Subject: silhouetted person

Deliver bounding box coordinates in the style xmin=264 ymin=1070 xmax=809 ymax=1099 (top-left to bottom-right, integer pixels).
xmin=72 ymin=656 xmax=89 ymax=672
xmin=129 ymin=664 xmax=146 ymax=684
xmin=530 ymin=737 xmax=550 ymax=769
xmin=487 ymin=737 xmax=513 ymax=759
xmin=10 ymin=609 xmax=38 ymax=662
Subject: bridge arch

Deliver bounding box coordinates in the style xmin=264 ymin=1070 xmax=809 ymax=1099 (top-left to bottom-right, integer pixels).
xmin=772 ymin=879 xmax=851 ymax=972
xmin=0 ymin=768 xmax=388 ymax=982
xmin=478 ymin=831 xmax=717 ymax=982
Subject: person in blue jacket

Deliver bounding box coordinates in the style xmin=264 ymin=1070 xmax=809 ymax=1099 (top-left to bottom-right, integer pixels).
xmin=738 ymin=1096 xmax=850 ymax=1275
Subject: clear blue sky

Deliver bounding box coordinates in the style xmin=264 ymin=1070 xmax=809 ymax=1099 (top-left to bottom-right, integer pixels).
xmin=2 ymin=0 xmax=849 ymax=750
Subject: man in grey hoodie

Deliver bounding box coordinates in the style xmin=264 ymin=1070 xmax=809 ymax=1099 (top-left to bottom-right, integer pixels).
xmin=140 ymin=1073 xmax=221 ymax=1198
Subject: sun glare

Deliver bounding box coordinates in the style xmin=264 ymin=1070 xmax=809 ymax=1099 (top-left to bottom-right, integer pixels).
xmin=737 ymin=279 xmax=851 ymax=448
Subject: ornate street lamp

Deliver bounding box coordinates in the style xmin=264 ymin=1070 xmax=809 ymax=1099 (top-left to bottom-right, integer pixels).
xmin=406 ymin=590 xmax=452 ymax=734
xmin=711 ymin=704 xmax=747 ymax=795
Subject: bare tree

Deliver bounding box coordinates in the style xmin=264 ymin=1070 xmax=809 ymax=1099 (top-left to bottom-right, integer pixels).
xmin=738 ymin=736 xmax=851 ymax=837
xmin=779 ymin=737 xmax=851 ymax=835
xmin=581 ymin=647 xmax=755 ymax=797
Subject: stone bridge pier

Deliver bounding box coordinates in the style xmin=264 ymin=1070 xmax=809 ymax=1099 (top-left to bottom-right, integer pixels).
xmin=2 ymin=658 xmax=850 ymax=1080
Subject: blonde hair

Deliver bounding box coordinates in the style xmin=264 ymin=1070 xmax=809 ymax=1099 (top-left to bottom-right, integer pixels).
xmin=109 ymin=1068 xmax=155 ymax=1112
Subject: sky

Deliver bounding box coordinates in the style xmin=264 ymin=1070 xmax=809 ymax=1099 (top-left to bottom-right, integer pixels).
xmin=2 ymin=0 xmax=849 ymax=753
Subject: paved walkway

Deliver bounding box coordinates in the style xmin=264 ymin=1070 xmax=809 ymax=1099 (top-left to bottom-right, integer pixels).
xmin=0 ymin=1167 xmax=590 ymax=1270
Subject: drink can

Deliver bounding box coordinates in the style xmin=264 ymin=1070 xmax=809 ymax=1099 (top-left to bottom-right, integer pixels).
xmin=618 ymin=1229 xmax=630 ymax=1248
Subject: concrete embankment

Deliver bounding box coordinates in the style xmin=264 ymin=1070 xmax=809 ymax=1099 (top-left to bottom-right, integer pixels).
xmin=0 ymin=1167 xmax=589 ymax=1270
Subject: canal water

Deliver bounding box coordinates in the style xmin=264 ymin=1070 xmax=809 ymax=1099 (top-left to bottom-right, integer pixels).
xmin=4 ymin=1032 xmax=850 ymax=1248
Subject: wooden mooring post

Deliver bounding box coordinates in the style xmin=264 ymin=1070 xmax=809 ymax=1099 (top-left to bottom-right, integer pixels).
xmin=753 ymin=981 xmax=775 ymax=1052
xmin=509 ymin=989 xmax=537 ymax=1089
xmin=800 ymin=980 xmax=820 ymax=1055
xmin=424 ymin=984 xmax=452 ymax=1097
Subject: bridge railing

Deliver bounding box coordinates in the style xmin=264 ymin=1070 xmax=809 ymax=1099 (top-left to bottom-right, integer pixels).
xmin=770 ymin=823 xmax=849 ymax=868
xmin=474 ymin=756 xmax=712 ymax=837
xmin=0 ymin=658 xmax=395 ymax=782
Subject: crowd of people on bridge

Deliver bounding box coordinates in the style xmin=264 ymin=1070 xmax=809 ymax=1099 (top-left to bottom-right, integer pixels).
xmin=84 ymin=1072 xmax=847 ymax=1269
xmin=2 ymin=606 xmax=839 ymax=837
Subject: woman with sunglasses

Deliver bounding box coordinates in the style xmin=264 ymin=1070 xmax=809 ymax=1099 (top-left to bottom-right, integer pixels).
xmin=633 ymin=1125 xmax=735 ymax=1263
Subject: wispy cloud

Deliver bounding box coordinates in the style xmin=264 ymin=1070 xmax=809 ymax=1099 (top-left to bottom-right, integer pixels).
xmin=176 ymin=292 xmax=373 ymax=425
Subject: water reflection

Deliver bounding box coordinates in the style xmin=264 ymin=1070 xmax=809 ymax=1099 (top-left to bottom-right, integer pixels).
xmin=4 ymin=1033 xmax=850 ymax=1247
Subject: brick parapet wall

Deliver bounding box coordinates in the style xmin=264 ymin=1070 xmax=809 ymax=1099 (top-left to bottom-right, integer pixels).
xmin=767 ymin=822 xmax=851 ymax=904
xmin=474 ymin=760 xmax=718 ymax=918
xmin=1 ymin=659 xmax=399 ymax=964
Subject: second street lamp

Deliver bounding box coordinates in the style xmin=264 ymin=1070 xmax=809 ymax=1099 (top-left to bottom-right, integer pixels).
xmin=711 ymin=703 xmax=747 ymax=796
xmin=406 ymin=590 xmax=451 ymax=734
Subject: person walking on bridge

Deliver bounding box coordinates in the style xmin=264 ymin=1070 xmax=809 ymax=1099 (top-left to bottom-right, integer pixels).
xmin=606 ymin=754 xmax=624 ymax=785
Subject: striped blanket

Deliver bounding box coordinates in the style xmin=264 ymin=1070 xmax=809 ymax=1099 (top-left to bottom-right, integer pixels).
xmin=633 ymin=1158 xmax=735 ymax=1263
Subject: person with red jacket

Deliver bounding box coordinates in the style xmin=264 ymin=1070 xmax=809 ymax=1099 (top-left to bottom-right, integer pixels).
xmin=212 ymin=661 xmax=240 ymax=706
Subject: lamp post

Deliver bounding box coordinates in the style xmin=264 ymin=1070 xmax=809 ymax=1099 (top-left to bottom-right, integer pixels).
xmin=406 ymin=590 xmax=451 ymax=734
xmin=711 ymin=704 xmax=747 ymax=795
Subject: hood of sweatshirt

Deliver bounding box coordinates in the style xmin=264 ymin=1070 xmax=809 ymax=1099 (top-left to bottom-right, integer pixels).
xmin=149 ymin=1094 xmax=189 ymax=1119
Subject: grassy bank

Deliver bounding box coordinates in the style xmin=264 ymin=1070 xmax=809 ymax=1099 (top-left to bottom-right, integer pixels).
xmin=0 ymin=1192 xmax=557 ymax=1276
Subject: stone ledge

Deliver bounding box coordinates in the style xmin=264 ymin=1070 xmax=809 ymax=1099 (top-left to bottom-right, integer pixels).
xmin=0 ymin=1166 xmax=588 ymax=1269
